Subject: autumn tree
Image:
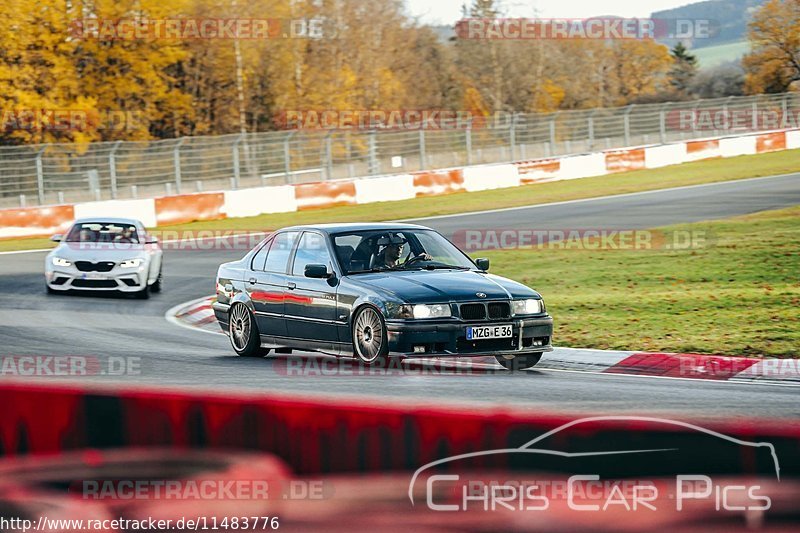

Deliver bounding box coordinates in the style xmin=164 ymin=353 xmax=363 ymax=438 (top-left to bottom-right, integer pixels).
xmin=743 ymin=0 xmax=800 ymax=93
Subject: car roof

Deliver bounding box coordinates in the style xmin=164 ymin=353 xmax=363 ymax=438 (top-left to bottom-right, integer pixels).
xmin=71 ymin=217 xmax=143 ymax=226
xmin=278 ymin=222 xmax=431 ymax=234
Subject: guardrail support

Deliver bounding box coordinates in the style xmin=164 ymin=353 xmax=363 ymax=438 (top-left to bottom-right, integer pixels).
xmin=623 ymin=105 xmax=634 ymax=146
xmin=232 ymin=134 xmax=244 ymax=189
xmin=324 ymin=131 xmax=333 ymax=180
xmin=173 ymin=137 xmax=186 ymax=194
xmin=35 ymin=147 xmax=46 ymax=205
xmin=465 ymin=120 xmax=472 ymax=165
xmin=419 ymin=130 xmax=427 ymax=169
xmin=368 ymin=131 xmax=378 ymax=176
xmin=284 ymin=131 xmax=296 ymax=183
xmin=509 ymin=114 xmax=517 ymax=161
xmin=109 ymin=140 xmax=122 ymax=199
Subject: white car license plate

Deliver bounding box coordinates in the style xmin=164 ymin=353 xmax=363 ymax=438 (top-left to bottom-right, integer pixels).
xmin=84 ymin=273 xmax=108 ymax=280
xmin=466 ymin=324 xmax=513 ymax=340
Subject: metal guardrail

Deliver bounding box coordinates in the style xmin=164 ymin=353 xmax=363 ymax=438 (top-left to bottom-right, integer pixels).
xmin=1 ymin=92 xmax=798 ymax=208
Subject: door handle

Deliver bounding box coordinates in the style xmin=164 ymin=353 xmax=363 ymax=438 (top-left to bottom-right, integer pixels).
xmin=287 ymin=282 xmax=297 ymax=290
xmin=248 ymin=278 xmax=256 ymax=284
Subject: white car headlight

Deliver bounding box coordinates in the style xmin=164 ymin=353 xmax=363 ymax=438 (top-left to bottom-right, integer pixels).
xmin=412 ymin=304 xmax=452 ymax=319
xmin=119 ymin=258 xmax=143 ymax=268
xmin=512 ymin=299 xmax=543 ymax=315
xmin=52 ymin=257 xmax=71 ymax=267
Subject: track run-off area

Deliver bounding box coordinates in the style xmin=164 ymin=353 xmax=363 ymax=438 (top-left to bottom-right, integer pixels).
xmin=1 ymin=173 xmax=799 ymax=420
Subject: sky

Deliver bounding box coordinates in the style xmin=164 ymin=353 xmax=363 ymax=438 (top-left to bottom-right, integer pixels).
xmin=404 ymin=0 xmax=701 ymax=25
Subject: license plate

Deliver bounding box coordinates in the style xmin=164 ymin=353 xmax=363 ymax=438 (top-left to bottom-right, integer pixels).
xmin=84 ymin=273 xmax=107 ymax=280
xmin=466 ymin=324 xmax=513 ymax=340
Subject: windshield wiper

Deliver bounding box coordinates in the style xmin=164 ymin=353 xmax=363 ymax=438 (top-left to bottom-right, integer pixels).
xmin=424 ymin=264 xmax=470 ymax=270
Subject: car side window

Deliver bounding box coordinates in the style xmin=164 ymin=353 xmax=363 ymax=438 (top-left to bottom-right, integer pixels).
xmin=250 ymin=238 xmax=273 ymax=271
xmin=264 ymin=232 xmax=299 ymax=273
xmin=292 ymin=232 xmax=332 ymax=277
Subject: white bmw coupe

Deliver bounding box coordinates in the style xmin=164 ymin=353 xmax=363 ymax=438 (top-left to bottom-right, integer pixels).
xmin=45 ymin=217 xmax=163 ymax=299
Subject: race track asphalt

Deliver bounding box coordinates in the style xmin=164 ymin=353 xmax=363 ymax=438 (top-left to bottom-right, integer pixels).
xmin=1 ymin=173 xmax=799 ymax=420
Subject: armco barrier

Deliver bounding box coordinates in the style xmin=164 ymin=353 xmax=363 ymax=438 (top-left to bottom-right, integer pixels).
xmin=1 ymin=383 xmax=798 ymax=478
xmin=1 ymin=128 xmax=798 ymax=240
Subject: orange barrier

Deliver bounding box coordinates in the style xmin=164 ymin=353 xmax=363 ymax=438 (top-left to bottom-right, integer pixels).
xmin=412 ymin=169 xmax=464 ymax=196
xmin=756 ymin=132 xmax=787 ymax=153
xmin=295 ymin=180 xmax=357 ymax=210
xmin=605 ymin=148 xmax=646 ymax=173
xmin=686 ymin=139 xmax=720 ymax=159
xmin=515 ymin=159 xmax=561 ymax=184
xmin=154 ymin=193 xmax=225 ymax=226
xmin=0 ymin=204 xmax=74 ymax=239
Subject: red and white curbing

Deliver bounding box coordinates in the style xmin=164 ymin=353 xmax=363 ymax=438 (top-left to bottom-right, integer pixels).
xmin=167 ymin=297 xmax=799 ymax=384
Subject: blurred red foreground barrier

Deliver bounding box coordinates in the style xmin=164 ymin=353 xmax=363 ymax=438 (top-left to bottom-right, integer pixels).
xmin=1 ymin=382 xmax=799 ymax=478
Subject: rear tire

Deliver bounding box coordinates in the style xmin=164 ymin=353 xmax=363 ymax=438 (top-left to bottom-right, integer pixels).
xmin=495 ymin=352 xmax=543 ymax=371
xmin=352 ymin=306 xmax=389 ymax=367
xmin=229 ymin=303 xmax=264 ymax=357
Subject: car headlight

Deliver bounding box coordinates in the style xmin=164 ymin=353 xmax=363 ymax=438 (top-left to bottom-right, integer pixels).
xmin=512 ymin=299 xmax=543 ymax=315
xmin=52 ymin=257 xmax=71 ymax=267
xmin=386 ymin=303 xmax=452 ymax=319
xmin=119 ymin=258 xmax=142 ymax=268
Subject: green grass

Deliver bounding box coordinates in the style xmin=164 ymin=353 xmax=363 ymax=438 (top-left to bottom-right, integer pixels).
xmin=484 ymin=206 xmax=800 ymax=358
xmin=693 ymin=40 xmax=749 ymax=68
xmin=2 ymin=148 xmax=799 ymax=253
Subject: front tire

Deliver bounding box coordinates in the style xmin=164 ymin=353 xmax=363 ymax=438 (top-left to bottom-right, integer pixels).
xmin=352 ymin=306 xmax=389 ymax=366
xmin=495 ymin=352 xmax=543 ymax=370
xmin=135 ymin=283 xmax=150 ymax=299
xmin=150 ymin=267 xmax=163 ymax=293
xmin=229 ymin=303 xmax=264 ymax=357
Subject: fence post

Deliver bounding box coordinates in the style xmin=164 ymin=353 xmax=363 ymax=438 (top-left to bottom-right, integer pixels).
xmin=419 ymin=129 xmax=427 ymax=169
xmin=465 ymin=118 xmax=473 ymax=165
xmin=368 ymin=130 xmax=378 ymax=176
xmin=781 ymin=94 xmax=790 ymax=128
xmin=752 ymin=98 xmax=759 ymax=131
xmin=659 ymin=104 xmax=668 ymax=144
xmin=723 ymin=96 xmax=735 ymax=133
xmin=283 ymin=131 xmax=296 ymax=183
xmin=587 ymin=110 xmax=597 ymax=150
xmin=109 ymin=140 xmax=122 ymax=199
xmin=509 ymin=114 xmax=517 ymax=161
xmin=623 ymin=105 xmax=634 ymax=146
xmin=324 ymin=131 xmax=334 ymax=180
xmin=35 ymin=147 xmax=46 ymax=205
xmin=549 ymin=112 xmax=558 ymax=154
xmin=232 ymin=134 xmax=244 ymax=188
xmin=173 ymin=137 xmax=186 ymax=194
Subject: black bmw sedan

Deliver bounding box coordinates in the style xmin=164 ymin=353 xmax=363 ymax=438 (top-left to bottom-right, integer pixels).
xmin=213 ymin=223 xmax=553 ymax=369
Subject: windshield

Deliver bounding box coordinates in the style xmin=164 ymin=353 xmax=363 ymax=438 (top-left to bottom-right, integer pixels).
xmin=65 ymin=222 xmax=140 ymax=244
xmin=333 ymin=229 xmax=475 ymax=274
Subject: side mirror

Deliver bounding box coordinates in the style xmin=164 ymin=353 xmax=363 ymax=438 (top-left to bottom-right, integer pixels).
xmin=50 ymin=234 xmax=62 ymax=243
xmin=305 ymin=264 xmax=330 ymax=279
xmin=475 ymin=258 xmax=490 ymax=271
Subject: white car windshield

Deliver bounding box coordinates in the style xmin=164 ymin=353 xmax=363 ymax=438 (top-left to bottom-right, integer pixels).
xmin=65 ymin=222 xmax=140 ymax=244
xmin=333 ymin=229 xmax=475 ymax=274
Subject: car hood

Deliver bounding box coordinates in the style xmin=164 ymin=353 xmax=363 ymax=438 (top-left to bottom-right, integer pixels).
xmin=347 ymin=269 xmax=539 ymax=303
xmin=49 ymin=242 xmax=149 ymax=262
